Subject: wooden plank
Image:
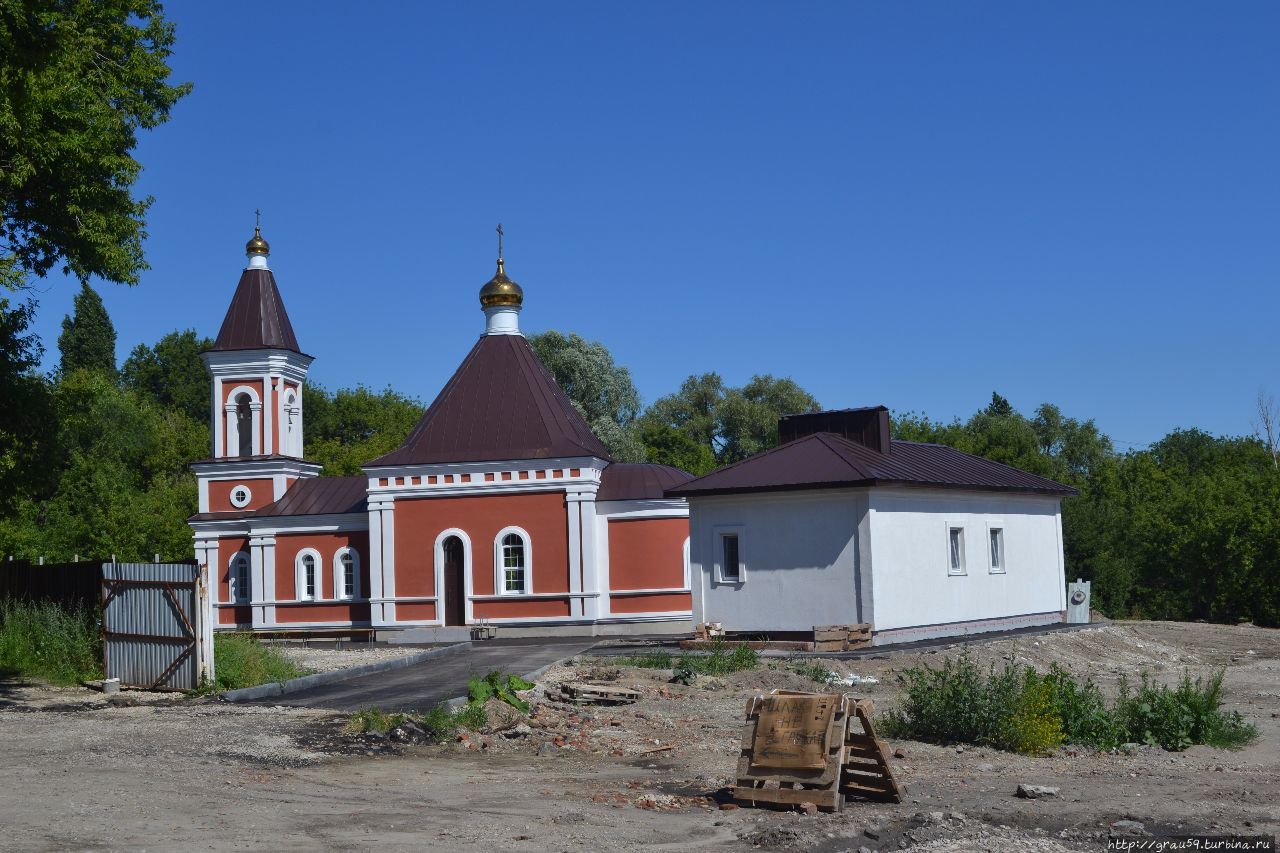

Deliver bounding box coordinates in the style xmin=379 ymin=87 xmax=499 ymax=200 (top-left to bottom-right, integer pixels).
xmin=733 ymin=786 xmax=841 ymax=811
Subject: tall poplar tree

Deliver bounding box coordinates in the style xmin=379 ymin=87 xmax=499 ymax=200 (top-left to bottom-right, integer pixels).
xmin=58 ymin=283 xmax=117 ymax=374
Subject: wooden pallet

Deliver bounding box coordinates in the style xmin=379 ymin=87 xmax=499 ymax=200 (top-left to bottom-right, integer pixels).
xmin=557 ymin=682 xmax=640 ymax=705
xmin=814 ymin=624 xmax=872 ymax=652
xmin=840 ymin=698 xmax=904 ymax=803
xmin=733 ymin=691 xmax=850 ymax=813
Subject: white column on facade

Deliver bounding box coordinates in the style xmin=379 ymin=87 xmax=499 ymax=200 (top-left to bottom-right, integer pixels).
xmin=262 ymin=538 xmax=277 ymax=625
xmin=197 ymin=477 xmax=210 ymax=514
xmin=249 ymin=402 xmax=263 ymax=455
xmin=368 ymin=501 xmax=385 ymax=624
xmin=566 ymin=489 xmax=584 ymax=618
xmin=224 ymin=405 xmax=237 ymax=456
xmin=212 ymin=377 xmax=224 ymax=458
xmin=381 ymin=502 xmax=396 ymax=623
xmin=576 ymin=491 xmax=601 ymax=620
xmin=262 ymin=374 xmax=273 ymax=455
xmin=250 ymin=537 xmax=267 ymax=629
xmin=196 ymin=539 xmax=218 ymax=605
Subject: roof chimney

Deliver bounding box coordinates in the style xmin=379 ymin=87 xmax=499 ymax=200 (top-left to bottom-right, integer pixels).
xmin=778 ymin=406 xmax=892 ymax=454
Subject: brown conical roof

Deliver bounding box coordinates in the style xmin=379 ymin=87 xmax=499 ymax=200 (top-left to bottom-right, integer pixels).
xmin=366 ymin=334 xmax=612 ymax=466
xmin=210 ymin=268 xmax=302 ymax=353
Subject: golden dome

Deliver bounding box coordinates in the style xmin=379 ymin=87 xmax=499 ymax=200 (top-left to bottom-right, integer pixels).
xmin=245 ymin=226 xmax=270 ymax=256
xmin=479 ymin=259 xmax=523 ymax=308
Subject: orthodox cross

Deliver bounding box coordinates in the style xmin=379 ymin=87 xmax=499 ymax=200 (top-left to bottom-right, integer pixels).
xmin=255 ymin=208 xmax=262 ymax=229
xmin=496 ymin=222 xmax=504 ymax=260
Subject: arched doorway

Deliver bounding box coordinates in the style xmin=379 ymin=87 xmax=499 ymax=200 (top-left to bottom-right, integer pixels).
xmin=442 ymin=535 xmax=466 ymax=626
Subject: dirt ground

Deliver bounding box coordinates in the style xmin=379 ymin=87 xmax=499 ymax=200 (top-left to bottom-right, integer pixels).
xmin=1 ymin=621 xmax=1277 ymax=852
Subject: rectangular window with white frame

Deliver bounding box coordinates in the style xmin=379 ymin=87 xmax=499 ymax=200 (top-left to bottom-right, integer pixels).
xmin=947 ymin=526 xmax=966 ymax=576
xmin=712 ymin=525 xmax=745 ymax=584
xmin=988 ymin=527 xmax=1005 ymax=574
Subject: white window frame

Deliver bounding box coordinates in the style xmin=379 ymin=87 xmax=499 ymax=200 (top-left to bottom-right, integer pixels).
xmin=712 ymin=524 xmax=746 ymax=585
xmin=986 ymin=523 xmax=1006 ymax=574
xmin=682 ymin=537 xmax=691 ymax=590
xmin=434 ymin=528 xmax=473 ymax=623
xmin=229 ymin=551 xmax=251 ymax=603
xmin=946 ymin=523 xmax=966 ymax=576
xmin=295 ymin=547 xmax=322 ymax=601
xmin=493 ymin=526 xmax=532 ymax=595
xmin=228 ymin=484 xmax=253 ymax=509
xmin=334 ymin=546 xmax=360 ymax=600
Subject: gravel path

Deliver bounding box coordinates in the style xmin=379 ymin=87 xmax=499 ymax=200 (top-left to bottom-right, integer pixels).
xmin=271 ymin=643 xmax=427 ymax=675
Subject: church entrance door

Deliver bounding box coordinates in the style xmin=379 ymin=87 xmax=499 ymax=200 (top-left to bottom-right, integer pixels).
xmin=443 ymin=536 xmax=466 ymax=626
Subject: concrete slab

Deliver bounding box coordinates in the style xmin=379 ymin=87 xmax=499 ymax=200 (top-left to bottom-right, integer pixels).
xmin=253 ymin=638 xmax=596 ymax=712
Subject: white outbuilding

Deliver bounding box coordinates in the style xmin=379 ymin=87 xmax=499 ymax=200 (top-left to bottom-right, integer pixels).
xmin=668 ymin=407 xmax=1076 ymax=645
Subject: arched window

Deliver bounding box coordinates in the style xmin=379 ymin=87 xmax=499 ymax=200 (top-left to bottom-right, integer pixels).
xmin=494 ymin=527 xmax=531 ymax=595
xmin=229 ymin=551 xmax=251 ymax=603
xmin=235 ymin=393 xmax=253 ymax=456
xmin=284 ymin=390 xmax=300 ymax=456
xmin=296 ymin=549 xmax=319 ymax=601
xmin=334 ymin=547 xmax=360 ymax=600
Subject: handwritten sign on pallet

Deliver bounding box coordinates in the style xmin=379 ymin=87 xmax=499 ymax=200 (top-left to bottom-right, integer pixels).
xmin=733 ymin=691 xmax=903 ymax=813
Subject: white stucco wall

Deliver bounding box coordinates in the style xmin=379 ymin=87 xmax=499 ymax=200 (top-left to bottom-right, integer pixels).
xmin=867 ymin=488 xmax=1066 ymax=635
xmin=688 ymin=490 xmax=866 ymax=632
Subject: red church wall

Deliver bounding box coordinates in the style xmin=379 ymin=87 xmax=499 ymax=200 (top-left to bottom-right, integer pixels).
xmin=610 ymin=592 xmax=692 ymax=613
xmin=276 ymin=603 xmax=371 ymax=624
xmin=217 ymin=536 xmax=250 ymax=603
xmin=396 ymin=602 xmax=437 ymax=621
xmin=473 ymin=598 xmax=571 ymax=619
xmin=220 ymin=606 xmax=251 ymax=625
xmin=607 ymin=518 xmax=689 ymax=591
xmin=274 ymin=531 xmax=370 ymax=601
xmin=392 ymin=491 xmax=571 ymax=605
xmin=209 ymin=478 xmax=276 ymax=512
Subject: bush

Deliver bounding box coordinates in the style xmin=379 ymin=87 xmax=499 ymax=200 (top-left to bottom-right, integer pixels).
xmin=468 ymin=670 xmax=535 ymax=713
xmin=0 ymin=599 xmax=102 ymax=685
xmin=213 ymin=633 xmax=304 ymax=690
xmin=881 ymin=654 xmax=1256 ymax=755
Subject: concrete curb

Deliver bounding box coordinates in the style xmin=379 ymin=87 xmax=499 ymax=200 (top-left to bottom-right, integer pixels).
xmin=220 ymin=642 xmax=473 ymax=703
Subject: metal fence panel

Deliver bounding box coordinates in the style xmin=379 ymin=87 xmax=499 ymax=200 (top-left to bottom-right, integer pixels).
xmin=102 ymin=562 xmax=207 ymax=690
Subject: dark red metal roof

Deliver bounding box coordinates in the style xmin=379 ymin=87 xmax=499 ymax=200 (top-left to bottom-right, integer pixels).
xmin=667 ymin=433 xmax=1077 ymax=498
xmin=598 ymin=463 xmax=694 ymax=501
xmin=253 ymin=476 xmax=368 ymax=517
xmin=210 ymin=268 xmax=302 ymax=353
xmin=366 ymin=335 xmax=612 ymax=466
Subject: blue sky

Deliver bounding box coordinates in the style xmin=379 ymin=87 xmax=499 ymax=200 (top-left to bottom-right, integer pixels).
xmin=20 ymin=2 xmax=1280 ymax=448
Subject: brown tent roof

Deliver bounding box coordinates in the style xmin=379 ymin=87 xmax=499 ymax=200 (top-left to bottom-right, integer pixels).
xmin=667 ymin=433 xmax=1077 ymax=498
xmin=598 ymin=463 xmax=694 ymax=501
xmin=366 ymin=335 xmax=612 ymax=466
xmin=253 ymin=476 xmax=368 ymax=517
xmin=210 ymin=268 xmax=302 ymax=353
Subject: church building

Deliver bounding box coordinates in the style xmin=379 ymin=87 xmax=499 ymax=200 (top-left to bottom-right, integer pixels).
xmin=189 ymin=230 xmax=694 ymax=636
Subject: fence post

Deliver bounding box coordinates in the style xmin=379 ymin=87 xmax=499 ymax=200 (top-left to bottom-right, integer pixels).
xmin=38 ymin=556 xmax=44 ymax=566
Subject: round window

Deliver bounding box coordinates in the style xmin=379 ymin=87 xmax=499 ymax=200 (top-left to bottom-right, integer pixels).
xmin=229 ymin=485 xmax=253 ymax=509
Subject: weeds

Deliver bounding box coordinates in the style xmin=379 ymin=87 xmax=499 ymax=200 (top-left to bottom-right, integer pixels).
xmin=213 ymin=633 xmax=305 ymax=690
xmin=0 ymin=599 xmax=102 ymax=685
xmin=609 ymin=652 xmax=673 ymax=669
xmin=787 ymin=658 xmax=840 ymax=686
xmin=468 ymin=670 xmax=536 ymax=713
xmin=677 ymin=639 xmax=759 ymax=676
xmin=881 ymin=653 xmax=1257 ymax=754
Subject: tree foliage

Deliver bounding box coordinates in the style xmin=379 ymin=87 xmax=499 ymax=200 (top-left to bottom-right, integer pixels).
xmin=121 ymin=328 xmax=211 ymax=422
xmin=303 ymin=384 xmax=422 ymax=476
xmin=57 ymin=282 xmax=116 ymax=374
xmin=0 ymin=0 xmax=191 ymax=290
xmin=0 ymin=297 xmax=55 ymax=510
xmin=528 ymin=330 xmax=646 ymax=462
xmin=641 ymin=372 xmax=820 ymax=472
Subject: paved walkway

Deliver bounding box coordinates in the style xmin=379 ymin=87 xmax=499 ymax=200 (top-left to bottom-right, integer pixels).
xmin=257 ymin=638 xmax=596 ymax=712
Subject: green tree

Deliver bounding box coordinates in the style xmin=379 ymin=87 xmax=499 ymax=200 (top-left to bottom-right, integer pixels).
xmin=0 ymin=0 xmax=191 ymax=290
xmin=304 ymin=384 xmax=423 ymax=476
xmin=0 ymin=297 xmax=56 ymax=510
xmin=121 ymin=329 xmax=211 ymax=422
xmin=528 ymin=330 xmax=646 ymax=462
xmin=58 ymin=282 xmax=116 ymax=374
xmin=642 ymin=372 xmax=820 ymax=467
xmin=639 ymin=422 xmax=717 ymax=476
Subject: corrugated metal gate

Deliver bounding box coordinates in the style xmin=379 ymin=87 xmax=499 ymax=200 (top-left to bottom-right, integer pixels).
xmin=101 ymin=562 xmax=212 ymax=690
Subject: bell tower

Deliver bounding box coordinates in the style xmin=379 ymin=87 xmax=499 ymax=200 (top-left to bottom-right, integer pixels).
xmin=191 ymin=226 xmax=321 ymax=515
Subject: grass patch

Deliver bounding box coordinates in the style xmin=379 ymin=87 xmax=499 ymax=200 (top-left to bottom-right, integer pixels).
xmin=610 ymin=651 xmax=674 ymax=669
xmin=672 ymin=639 xmax=760 ymax=682
xmin=213 ymin=633 xmax=305 ymax=690
xmin=786 ymin=658 xmax=840 ymax=685
xmin=0 ymin=599 xmax=102 ymax=685
xmin=880 ymin=653 xmax=1257 ymax=755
